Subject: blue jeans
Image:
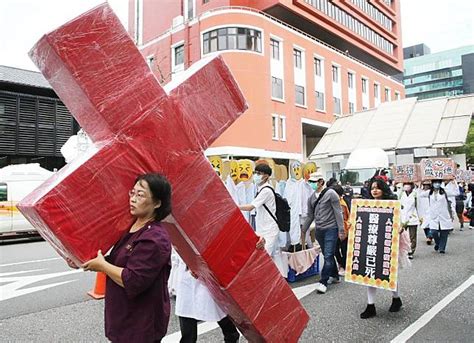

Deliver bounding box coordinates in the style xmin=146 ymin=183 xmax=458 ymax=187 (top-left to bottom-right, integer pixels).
xmin=315 ymin=227 xmax=339 ymax=286
xmin=431 ymin=229 xmax=450 ymax=252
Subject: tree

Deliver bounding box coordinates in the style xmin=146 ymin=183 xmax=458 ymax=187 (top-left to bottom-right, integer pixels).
xmin=444 ymin=119 xmax=474 ymax=165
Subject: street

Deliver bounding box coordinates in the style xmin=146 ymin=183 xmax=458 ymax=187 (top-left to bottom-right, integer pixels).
xmin=0 ymin=223 xmax=473 ymax=342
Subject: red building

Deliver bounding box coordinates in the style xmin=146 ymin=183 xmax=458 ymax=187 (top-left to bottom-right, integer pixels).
xmin=128 ymin=0 xmax=405 ymax=162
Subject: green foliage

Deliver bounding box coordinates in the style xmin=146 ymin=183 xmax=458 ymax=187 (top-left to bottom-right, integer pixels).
xmin=444 ymin=119 xmax=474 ymax=164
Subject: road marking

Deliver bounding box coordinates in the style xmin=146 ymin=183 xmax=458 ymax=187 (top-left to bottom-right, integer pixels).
xmin=391 ymin=275 xmax=474 ymax=343
xmin=162 ymin=282 xmax=318 ymax=342
xmin=0 ymin=269 xmax=82 ymax=301
xmin=0 ymin=257 xmax=61 ymax=268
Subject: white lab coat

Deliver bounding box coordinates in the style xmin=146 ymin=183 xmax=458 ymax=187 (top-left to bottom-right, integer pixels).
xmin=444 ymin=180 xmax=459 ymax=216
xmin=419 ymin=190 xmax=454 ymax=230
xmin=400 ymin=191 xmax=420 ymax=226
xmin=284 ymin=178 xmax=304 ymax=245
xmin=175 ymin=257 xmax=226 ymax=322
xmin=236 ymin=180 xmax=256 ymax=223
xmin=416 ymin=188 xmax=430 ymax=229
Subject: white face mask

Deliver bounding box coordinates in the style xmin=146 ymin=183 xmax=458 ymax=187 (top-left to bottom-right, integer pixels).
xmin=433 ymin=182 xmax=441 ymax=189
xmin=253 ymin=174 xmax=262 ymax=184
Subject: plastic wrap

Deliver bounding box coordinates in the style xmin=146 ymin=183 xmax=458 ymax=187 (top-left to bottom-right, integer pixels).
xmin=17 ymin=4 xmax=308 ymax=341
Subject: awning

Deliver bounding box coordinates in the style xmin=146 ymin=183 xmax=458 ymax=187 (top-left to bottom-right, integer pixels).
xmin=310 ymin=94 xmax=473 ymax=159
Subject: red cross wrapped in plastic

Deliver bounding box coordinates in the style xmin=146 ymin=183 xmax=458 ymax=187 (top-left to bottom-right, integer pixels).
xmin=17 ymin=4 xmax=308 ymax=342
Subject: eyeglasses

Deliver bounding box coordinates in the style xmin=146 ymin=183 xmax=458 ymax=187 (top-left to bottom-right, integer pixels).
xmin=128 ymin=189 xmax=149 ymax=201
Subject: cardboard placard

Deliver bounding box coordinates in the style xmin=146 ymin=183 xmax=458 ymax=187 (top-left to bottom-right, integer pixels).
xmin=392 ymin=164 xmax=421 ymax=183
xmin=345 ymin=199 xmax=401 ymax=291
xmin=420 ymin=158 xmax=456 ymax=180
xmin=455 ymin=169 xmax=473 ymax=183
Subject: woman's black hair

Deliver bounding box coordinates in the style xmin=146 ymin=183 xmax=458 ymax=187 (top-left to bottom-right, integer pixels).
xmin=429 ymin=179 xmax=445 ymax=196
xmin=327 ymin=177 xmax=338 ymax=188
xmin=368 ymin=178 xmax=397 ymax=200
xmin=135 ymin=173 xmax=172 ymax=221
xmin=332 ymin=184 xmax=344 ymax=197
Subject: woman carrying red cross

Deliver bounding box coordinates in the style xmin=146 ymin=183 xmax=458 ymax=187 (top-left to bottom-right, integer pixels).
xmin=69 ymin=173 xmax=173 ymax=342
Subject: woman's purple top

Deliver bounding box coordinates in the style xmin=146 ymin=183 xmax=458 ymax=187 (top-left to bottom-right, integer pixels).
xmin=105 ymin=221 xmax=171 ymax=342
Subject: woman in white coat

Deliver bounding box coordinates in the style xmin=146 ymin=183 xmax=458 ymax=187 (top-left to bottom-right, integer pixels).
xmin=399 ymin=182 xmax=420 ymax=259
xmin=418 ymin=179 xmax=454 ymax=254
xmin=416 ymin=181 xmax=433 ymax=245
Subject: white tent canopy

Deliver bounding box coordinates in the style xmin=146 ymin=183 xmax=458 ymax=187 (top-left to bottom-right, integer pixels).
xmin=310 ymin=94 xmax=473 ymax=159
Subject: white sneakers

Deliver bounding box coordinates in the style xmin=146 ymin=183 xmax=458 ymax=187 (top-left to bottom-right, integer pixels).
xmin=315 ymin=282 xmax=327 ymax=294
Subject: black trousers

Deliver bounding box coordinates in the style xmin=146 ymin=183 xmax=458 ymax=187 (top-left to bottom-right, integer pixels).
xmin=335 ymin=238 xmax=348 ymax=269
xmin=179 ymin=316 xmax=240 ymax=343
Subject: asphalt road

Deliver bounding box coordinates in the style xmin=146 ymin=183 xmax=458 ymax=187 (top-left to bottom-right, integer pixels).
xmin=0 ymin=223 xmax=472 ymax=342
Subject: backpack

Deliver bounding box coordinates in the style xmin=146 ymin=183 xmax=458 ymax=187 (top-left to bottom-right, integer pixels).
xmin=256 ymin=186 xmax=291 ymax=232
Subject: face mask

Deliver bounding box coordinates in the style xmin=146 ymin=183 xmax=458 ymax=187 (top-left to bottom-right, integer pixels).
xmin=310 ymin=182 xmax=318 ymax=191
xmin=432 ymin=183 xmax=441 ymax=189
xmin=253 ymin=174 xmax=262 ymax=184
xmin=403 ymin=185 xmax=411 ymax=192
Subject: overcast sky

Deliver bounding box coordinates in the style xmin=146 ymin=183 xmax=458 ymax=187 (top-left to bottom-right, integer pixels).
xmin=0 ymin=0 xmax=473 ymax=71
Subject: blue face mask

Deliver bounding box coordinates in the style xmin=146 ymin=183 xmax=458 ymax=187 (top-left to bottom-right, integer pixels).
xmin=253 ymin=174 xmax=262 ymax=184
xmin=310 ymin=182 xmax=318 ymax=191
xmin=432 ymin=182 xmax=441 ymax=189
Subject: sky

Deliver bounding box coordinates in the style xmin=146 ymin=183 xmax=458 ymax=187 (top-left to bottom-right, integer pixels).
xmin=400 ymin=0 xmax=473 ymax=53
xmin=0 ymin=0 xmax=473 ymax=71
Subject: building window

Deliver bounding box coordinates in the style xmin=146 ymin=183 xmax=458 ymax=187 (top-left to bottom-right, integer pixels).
xmin=362 ymin=78 xmax=368 ymax=94
xmin=272 ymin=77 xmax=283 ymax=100
xmin=203 ymin=27 xmax=262 ymax=54
xmin=314 ymin=58 xmax=322 ymax=76
xmin=293 ymin=49 xmax=302 ymax=69
xmin=385 ymin=88 xmax=390 ymax=101
xmin=348 ymin=72 xmax=354 ymax=89
xmin=279 ymin=116 xmax=286 ymax=141
xmin=349 ymin=102 xmax=355 ymax=113
xmin=333 ymin=97 xmax=341 ymax=114
xmin=272 ymin=115 xmax=279 ymax=140
xmin=270 ymin=39 xmax=280 ymax=60
xmin=203 ymin=0 xmax=210 ymax=3
xmin=395 ymin=91 xmax=400 ymax=100
xmin=362 ymin=106 xmax=368 ymax=110
xmin=186 ymin=0 xmax=195 ymax=20
xmin=272 ymin=114 xmax=286 ymax=141
xmin=316 ymin=91 xmax=325 ymax=111
xmin=295 ymin=85 xmax=305 ymax=106
xmin=174 ymin=45 xmax=184 ymax=66
xmin=374 ymin=83 xmax=379 ymax=98
xmin=332 ymin=65 xmax=339 ymax=83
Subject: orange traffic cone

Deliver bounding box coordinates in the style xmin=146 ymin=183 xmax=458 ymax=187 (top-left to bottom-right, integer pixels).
xmin=87 ymin=272 xmax=106 ymax=299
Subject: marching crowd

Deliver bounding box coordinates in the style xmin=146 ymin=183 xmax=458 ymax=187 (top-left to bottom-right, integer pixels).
xmin=70 ymin=167 xmax=470 ymax=342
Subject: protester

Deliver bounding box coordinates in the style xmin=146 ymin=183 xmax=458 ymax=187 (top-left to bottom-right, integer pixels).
xmin=332 ymin=184 xmax=350 ymax=276
xmin=360 ymin=178 xmax=410 ymax=319
xmin=302 ymin=182 xmax=344 ymax=294
xmin=343 ymin=182 xmax=354 ymax=211
xmin=417 ymin=181 xmax=433 ymax=245
xmin=239 ymin=164 xmax=284 ymax=274
xmin=77 ymin=173 xmax=172 ymax=342
xmin=443 ymin=179 xmax=459 ymax=227
xmin=361 ymin=180 xmax=370 ymax=199
xmin=399 ymin=182 xmax=420 ymax=259
xmin=175 ymin=238 xmax=265 ymax=343
xmin=418 ymin=179 xmax=454 ymax=253
xmin=466 ymin=183 xmax=474 ymax=230
xmin=455 ymin=182 xmax=466 ymax=230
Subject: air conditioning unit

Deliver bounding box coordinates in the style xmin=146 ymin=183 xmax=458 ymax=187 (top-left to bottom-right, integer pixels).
xmin=172 ymin=15 xmax=184 ymax=28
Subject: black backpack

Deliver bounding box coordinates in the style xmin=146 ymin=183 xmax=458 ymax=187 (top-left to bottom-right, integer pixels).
xmin=256 ymin=186 xmax=291 ymax=232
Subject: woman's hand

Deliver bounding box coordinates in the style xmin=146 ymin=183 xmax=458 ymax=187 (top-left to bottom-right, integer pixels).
xmin=256 ymin=236 xmax=266 ymax=250
xmin=65 ymin=257 xmax=79 ymax=269
xmin=82 ymin=250 xmax=106 ymax=272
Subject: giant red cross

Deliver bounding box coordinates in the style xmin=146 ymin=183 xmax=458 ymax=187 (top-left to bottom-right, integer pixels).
xmin=18 ymin=4 xmax=308 ymax=341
